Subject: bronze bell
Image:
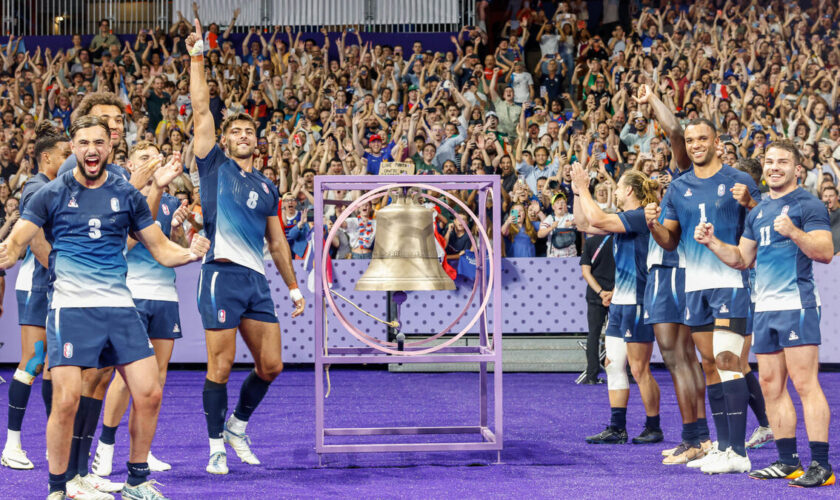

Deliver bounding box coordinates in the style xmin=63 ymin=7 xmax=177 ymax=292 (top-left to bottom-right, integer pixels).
xmin=355 ymin=193 xmax=456 ymax=291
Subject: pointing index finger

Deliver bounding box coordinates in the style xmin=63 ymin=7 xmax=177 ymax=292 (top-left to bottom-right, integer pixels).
xmin=194 ymin=18 xmax=202 ymax=36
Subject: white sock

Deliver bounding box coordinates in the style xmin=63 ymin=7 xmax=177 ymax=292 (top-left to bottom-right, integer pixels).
xmin=227 ymin=415 xmax=247 ymax=435
xmin=209 ymin=438 xmax=225 ymax=455
xmin=5 ymin=429 xmax=21 ymax=449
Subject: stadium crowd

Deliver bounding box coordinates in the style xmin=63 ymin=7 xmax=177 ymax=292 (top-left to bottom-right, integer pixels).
xmin=0 ymin=0 xmax=839 ymax=259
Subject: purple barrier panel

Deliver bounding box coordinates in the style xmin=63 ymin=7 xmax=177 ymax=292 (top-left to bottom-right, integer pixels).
xmin=4 ymin=259 xmax=840 ymax=363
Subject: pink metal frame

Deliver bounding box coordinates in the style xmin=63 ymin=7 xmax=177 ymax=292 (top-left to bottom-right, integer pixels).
xmin=313 ymin=175 xmax=503 ymax=460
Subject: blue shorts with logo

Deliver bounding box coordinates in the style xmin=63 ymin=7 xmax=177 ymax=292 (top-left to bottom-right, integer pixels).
xmin=606 ymin=304 xmax=655 ymax=343
xmin=134 ymin=299 xmax=182 ymax=340
xmin=198 ymin=261 xmax=277 ymax=330
xmin=46 ymin=307 xmax=154 ymax=369
xmin=752 ymin=307 xmax=821 ymax=354
xmin=684 ymin=287 xmax=750 ymax=330
xmin=643 ymin=266 xmax=685 ymax=325
xmin=16 ymin=290 xmax=49 ymax=327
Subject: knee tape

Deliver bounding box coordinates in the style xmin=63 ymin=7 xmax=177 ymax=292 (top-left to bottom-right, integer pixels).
xmin=605 ymin=336 xmax=629 ymax=390
xmin=24 ymin=340 xmax=46 ymax=377
xmin=713 ymin=330 xmax=744 ymax=383
xmin=13 ymin=368 xmax=34 ymax=385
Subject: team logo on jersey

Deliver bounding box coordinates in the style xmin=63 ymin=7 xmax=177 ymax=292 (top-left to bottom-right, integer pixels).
xmin=720 ymin=304 xmax=729 ymax=313
xmin=781 ymin=205 xmax=789 ymax=216
xmin=63 ymin=342 xmax=73 ymax=358
xmin=789 ymin=330 xmax=799 ymax=341
xmin=262 ymin=182 xmax=269 ymax=194
xmin=68 ymin=197 xmax=78 ymax=208
xmin=173 ymin=324 xmax=180 ymax=333
xmin=625 ymin=330 xmax=632 ymax=338
xmin=218 ymin=309 xmax=226 ymax=323
xmin=756 ymin=210 xmax=763 ymax=219
xmin=717 ymin=184 xmax=725 ymax=196
xmin=684 ymin=189 xmax=692 ymax=197
xmin=111 ymin=197 xmax=120 ymax=212
xmin=162 ymin=204 xmax=170 ymax=216
xmin=239 ymin=171 xmax=247 ymax=178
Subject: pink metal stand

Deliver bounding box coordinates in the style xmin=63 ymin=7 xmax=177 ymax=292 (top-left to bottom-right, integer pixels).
xmin=313 ymin=175 xmax=503 ymax=462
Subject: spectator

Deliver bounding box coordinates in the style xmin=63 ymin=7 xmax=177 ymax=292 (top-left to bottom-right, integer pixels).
xmin=501 ymin=202 xmax=536 ymax=257
xmin=538 ymin=193 xmax=576 ymax=257
xmin=89 ymin=19 xmax=119 ymax=62
xmin=579 ymin=232 xmax=614 ymax=385
xmin=823 ymin=185 xmax=840 ymax=254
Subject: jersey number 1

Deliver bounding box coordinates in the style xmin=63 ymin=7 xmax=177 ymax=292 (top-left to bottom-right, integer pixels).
xmin=246 ymin=190 xmax=258 ymax=209
xmin=698 ymin=203 xmax=707 ymax=223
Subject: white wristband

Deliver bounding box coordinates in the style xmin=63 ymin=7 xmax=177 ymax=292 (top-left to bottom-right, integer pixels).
xmin=188 ymin=39 xmax=205 ymax=56
xmin=289 ymin=287 xmax=303 ymax=302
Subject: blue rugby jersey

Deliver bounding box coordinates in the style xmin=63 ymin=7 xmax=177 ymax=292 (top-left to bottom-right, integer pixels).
xmin=125 ymin=193 xmax=181 ymax=301
xmin=612 ymin=207 xmax=650 ymax=305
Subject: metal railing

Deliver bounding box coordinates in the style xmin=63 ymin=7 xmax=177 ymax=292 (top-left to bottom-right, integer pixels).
xmin=1 ymin=0 xmax=475 ymax=36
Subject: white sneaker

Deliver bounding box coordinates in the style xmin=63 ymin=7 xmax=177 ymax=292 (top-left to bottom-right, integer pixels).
xmin=147 ymin=451 xmax=171 ymax=472
xmin=1 ymin=446 xmax=34 ymax=469
xmin=205 ymin=451 xmax=228 ymax=475
xmin=688 ymin=444 xmax=722 ymax=469
xmin=223 ymin=425 xmax=261 ymax=465
xmin=83 ymin=473 xmax=123 ymax=493
xmin=66 ymin=475 xmax=114 ymax=500
xmin=90 ymin=442 xmax=114 ymax=476
xmin=746 ymin=426 xmax=774 ymax=449
xmin=701 ymin=448 xmax=751 ymax=474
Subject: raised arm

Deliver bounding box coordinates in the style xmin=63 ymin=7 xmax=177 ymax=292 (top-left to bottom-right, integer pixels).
xmin=571 ymin=163 xmax=625 ymax=234
xmin=135 ymin=222 xmax=208 ymax=267
xmin=0 ymin=220 xmax=41 ymax=269
xmin=185 ymin=19 xmax=215 ymax=159
xmin=694 ymin=222 xmax=757 ymax=270
xmin=634 ymin=84 xmax=690 ymax=171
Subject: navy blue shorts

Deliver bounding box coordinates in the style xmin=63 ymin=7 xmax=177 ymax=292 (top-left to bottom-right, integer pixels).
xmin=643 ymin=266 xmax=685 ymax=325
xmin=606 ymin=304 xmax=654 ymax=343
xmin=16 ymin=290 xmax=49 ymax=327
xmin=752 ymin=307 xmax=821 ymax=354
xmin=197 ymin=262 xmax=277 ymax=330
xmin=46 ymin=307 xmax=154 ymax=369
xmin=684 ymin=287 xmax=750 ymax=329
xmin=134 ymin=299 xmax=182 ymax=339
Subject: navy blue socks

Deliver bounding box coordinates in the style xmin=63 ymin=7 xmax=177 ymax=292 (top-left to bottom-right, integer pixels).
xmin=233 ymin=370 xmax=272 ymax=422
xmin=203 ymin=379 xmax=228 ymax=439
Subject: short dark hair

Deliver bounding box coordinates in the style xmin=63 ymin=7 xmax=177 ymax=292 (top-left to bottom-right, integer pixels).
xmin=128 ymin=140 xmax=160 ymax=159
xmin=685 ymin=117 xmax=717 ymax=135
xmin=33 ymin=122 xmax=69 ymax=161
xmin=72 ymin=91 xmax=125 ymax=121
xmin=220 ymin=112 xmax=258 ymax=134
xmin=735 ymin=158 xmax=762 ymax=185
xmin=70 ymin=115 xmax=110 ymax=139
xmin=766 ymin=139 xmax=802 ymax=166
xmin=822 ymin=185 xmax=838 ymax=196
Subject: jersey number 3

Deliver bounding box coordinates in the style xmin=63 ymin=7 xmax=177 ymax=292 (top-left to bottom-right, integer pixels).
xmin=88 ymin=218 xmax=101 ymax=239
xmin=246 ymin=190 xmax=259 ymax=209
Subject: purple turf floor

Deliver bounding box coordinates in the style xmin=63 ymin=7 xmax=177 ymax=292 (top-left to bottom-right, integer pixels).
xmin=1 ymin=367 xmax=839 ymax=499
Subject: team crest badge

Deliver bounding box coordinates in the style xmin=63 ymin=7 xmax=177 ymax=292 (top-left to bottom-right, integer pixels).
xmin=162 ymin=204 xmax=170 ymax=216
xmin=262 ymin=182 xmax=269 ymax=194
xmin=218 ymin=309 xmax=226 ymax=323
xmin=68 ymin=197 xmax=78 ymax=208
xmin=111 ymin=197 xmax=120 ymax=211
xmin=63 ymin=343 xmax=73 ymax=358
xmin=781 ymin=205 xmax=789 ymax=216
xmin=717 ymin=184 xmax=725 ymax=196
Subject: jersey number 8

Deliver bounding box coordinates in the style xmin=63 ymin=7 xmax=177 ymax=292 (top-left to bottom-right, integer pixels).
xmin=246 ymin=190 xmax=259 ymax=209
xmin=89 ymin=218 xmax=102 ymax=239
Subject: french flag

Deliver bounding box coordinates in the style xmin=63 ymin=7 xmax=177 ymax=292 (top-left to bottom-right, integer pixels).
xmin=708 ymin=84 xmax=729 ymax=99
xmin=433 ymin=221 xmax=458 ymax=281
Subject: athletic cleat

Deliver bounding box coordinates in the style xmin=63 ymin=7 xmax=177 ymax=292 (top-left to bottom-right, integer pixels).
xmin=585 ymin=426 xmax=628 ymax=444
xmin=789 ymin=461 xmax=835 ymax=488
xmin=688 ymin=443 xmax=721 ymax=469
xmin=661 ymin=444 xmax=679 ymax=456
xmin=632 ymin=427 xmax=664 ymax=444
xmin=1 ymin=446 xmax=34 ymax=469
xmin=746 ymin=426 xmax=774 ymax=449
xmin=66 ymin=475 xmax=114 ymax=500
xmin=147 ymin=452 xmax=171 ymax=472
xmin=90 ymin=442 xmax=114 ymax=476
xmin=700 ymin=440 xmax=714 ymax=453
xmin=205 ymin=451 xmax=228 ymax=475
xmin=47 ymin=492 xmax=66 ymax=500
xmin=663 ymin=442 xmax=703 ymax=465
xmin=749 ymin=460 xmax=804 ymax=480
xmin=701 ymin=448 xmax=751 ymax=474
xmin=223 ymin=426 xmax=261 ymax=465
xmin=84 ymin=473 xmax=123 ymax=493
xmin=120 ymin=480 xmax=170 ymax=500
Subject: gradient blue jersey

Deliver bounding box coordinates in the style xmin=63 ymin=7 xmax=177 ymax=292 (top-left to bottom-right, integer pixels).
xmin=612 ymin=208 xmax=650 ymax=305
xmin=59 ymin=154 xmax=129 ymax=181
xmin=196 ymin=145 xmax=279 ymax=275
xmin=125 ymin=193 xmax=181 ymax=302
xmin=742 ymin=187 xmax=830 ymax=312
xmin=21 ymin=170 xmax=155 ymax=309
xmin=662 ymin=164 xmax=759 ymax=292
xmin=15 ymin=173 xmax=51 ymax=293
xmin=647 ymin=212 xmax=684 ymax=269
